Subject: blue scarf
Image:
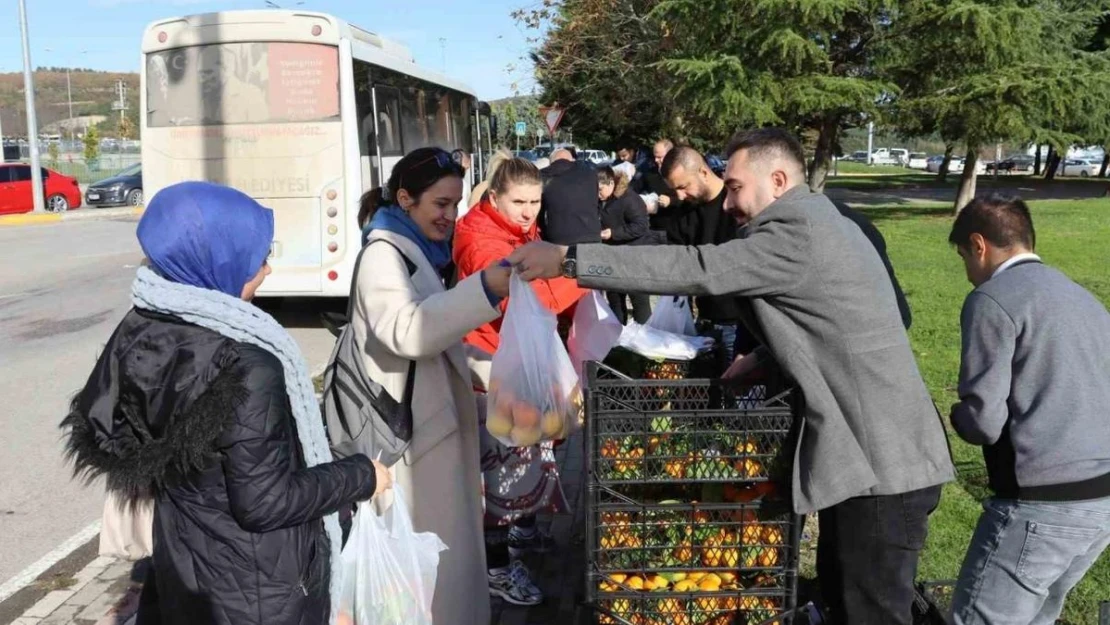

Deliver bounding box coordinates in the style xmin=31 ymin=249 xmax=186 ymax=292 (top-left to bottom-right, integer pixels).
xmin=368 ymin=205 xmax=452 ymax=270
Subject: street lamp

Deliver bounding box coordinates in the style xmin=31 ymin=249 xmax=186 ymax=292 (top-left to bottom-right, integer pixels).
xmin=18 ymin=0 xmax=45 ymax=213
xmin=43 ymin=48 xmax=87 ymax=150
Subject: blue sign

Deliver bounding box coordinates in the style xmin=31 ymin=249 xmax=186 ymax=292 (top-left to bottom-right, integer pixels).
xmin=515 ymin=121 xmax=527 ymax=137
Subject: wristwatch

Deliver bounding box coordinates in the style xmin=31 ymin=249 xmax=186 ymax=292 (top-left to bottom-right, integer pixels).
xmin=561 ymin=245 xmax=578 ymax=279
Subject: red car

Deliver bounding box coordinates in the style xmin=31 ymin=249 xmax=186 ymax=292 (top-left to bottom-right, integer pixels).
xmin=0 ymin=164 xmax=83 ymax=215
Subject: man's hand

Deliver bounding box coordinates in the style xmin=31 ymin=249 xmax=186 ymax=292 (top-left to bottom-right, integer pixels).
xmin=658 ymin=195 xmax=672 ymax=208
xmin=721 ymin=352 xmax=766 ymax=386
xmin=601 ymin=229 xmax=612 ymax=241
xmin=508 ymin=242 xmax=568 ymax=281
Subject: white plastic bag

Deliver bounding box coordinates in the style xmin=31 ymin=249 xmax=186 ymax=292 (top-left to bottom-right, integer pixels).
xmin=486 ymin=272 xmax=583 ymax=447
xmin=337 ymin=486 xmax=447 ymax=625
xmin=618 ymin=322 xmax=715 ymax=361
xmin=567 ymin=290 xmax=624 ymax=382
xmin=645 ymin=295 xmax=697 ymax=336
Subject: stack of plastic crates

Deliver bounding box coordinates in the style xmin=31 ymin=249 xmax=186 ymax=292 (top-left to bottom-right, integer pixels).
xmin=584 ymin=359 xmax=801 ymax=625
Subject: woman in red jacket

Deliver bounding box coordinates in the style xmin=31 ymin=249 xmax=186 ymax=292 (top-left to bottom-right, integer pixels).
xmin=454 ymin=157 xmax=587 ymax=606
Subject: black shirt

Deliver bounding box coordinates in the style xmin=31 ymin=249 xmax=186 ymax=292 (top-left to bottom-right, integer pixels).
xmin=663 ymin=187 xmax=743 ymax=324
xmin=539 ymin=159 xmax=602 ymax=245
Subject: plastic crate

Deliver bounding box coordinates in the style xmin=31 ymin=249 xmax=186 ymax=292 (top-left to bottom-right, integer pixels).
xmin=590 ymin=588 xmax=790 ymax=625
xmin=585 ymin=362 xmax=796 ymax=485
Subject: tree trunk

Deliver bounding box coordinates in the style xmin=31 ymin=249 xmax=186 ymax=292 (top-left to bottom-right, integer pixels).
xmin=938 ymin=144 xmax=955 ymax=183
xmin=1034 ymin=144 xmax=1042 ymax=176
xmin=1099 ymin=151 xmax=1109 ymax=178
xmin=1044 ymin=146 xmax=1060 ymax=181
xmin=954 ymin=148 xmax=980 ymax=213
xmin=808 ymin=117 xmax=838 ymax=192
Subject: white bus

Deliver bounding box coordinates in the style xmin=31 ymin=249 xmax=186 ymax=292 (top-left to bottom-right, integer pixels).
xmin=141 ymin=10 xmax=493 ymax=296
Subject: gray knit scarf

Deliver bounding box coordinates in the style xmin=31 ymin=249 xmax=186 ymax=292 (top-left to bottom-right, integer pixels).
xmin=131 ymin=266 xmax=343 ymax=625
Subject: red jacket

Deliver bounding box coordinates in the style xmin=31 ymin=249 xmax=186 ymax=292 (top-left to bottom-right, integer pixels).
xmin=454 ymin=200 xmax=588 ymax=355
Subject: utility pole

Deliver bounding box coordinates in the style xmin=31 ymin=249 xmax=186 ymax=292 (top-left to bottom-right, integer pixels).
xmin=18 ymin=0 xmax=45 ymax=213
xmin=866 ymin=121 xmax=875 ymax=166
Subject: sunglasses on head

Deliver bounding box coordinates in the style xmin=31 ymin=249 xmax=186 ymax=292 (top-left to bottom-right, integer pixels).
xmin=409 ymin=149 xmax=464 ymax=175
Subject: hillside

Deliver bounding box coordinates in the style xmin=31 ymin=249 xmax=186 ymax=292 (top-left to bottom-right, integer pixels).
xmin=0 ymin=69 xmax=140 ymax=138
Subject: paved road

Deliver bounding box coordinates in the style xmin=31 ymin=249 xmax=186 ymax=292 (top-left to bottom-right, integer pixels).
xmin=0 ymin=218 xmax=339 ymax=592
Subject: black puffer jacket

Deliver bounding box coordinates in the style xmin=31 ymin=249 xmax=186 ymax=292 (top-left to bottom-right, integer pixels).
xmin=62 ymin=309 xmax=376 ymax=625
xmin=599 ymin=191 xmax=665 ymax=246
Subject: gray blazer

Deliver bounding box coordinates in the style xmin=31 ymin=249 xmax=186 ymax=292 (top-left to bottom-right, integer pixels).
xmin=576 ymin=185 xmax=954 ymax=513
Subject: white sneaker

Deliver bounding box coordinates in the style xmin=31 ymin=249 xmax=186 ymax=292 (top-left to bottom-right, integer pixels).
xmin=488 ymin=560 xmax=544 ymax=606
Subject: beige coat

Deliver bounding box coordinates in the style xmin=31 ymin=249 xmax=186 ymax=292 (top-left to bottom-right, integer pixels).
xmin=352 ymin=229 xmax=500 ymax=624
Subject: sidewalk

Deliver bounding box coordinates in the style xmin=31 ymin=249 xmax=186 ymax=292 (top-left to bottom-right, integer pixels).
xmin=0 ymin=206 xmax=142 ymax=228
xmin=9 ymin=432 xmax=589 ymax=625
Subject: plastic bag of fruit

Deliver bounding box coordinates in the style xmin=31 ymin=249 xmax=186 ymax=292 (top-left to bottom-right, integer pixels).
xmin=336 ymin=485 xmax=446 ymax=625
xmin=486 ymin=272 xmax=583 ymax=447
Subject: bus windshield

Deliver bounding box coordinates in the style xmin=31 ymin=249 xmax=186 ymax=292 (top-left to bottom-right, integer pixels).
xmin=145 ymin=42 xmax=340 ymax=127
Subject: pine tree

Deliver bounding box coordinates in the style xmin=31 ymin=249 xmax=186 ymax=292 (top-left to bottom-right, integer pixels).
xmin=653 ymin=0 xmax=896 ymax=190
xmin=885 ymin=0 xmax=1110 ymax=210
xmin=83 ymin=124 xmax=100 ymax=165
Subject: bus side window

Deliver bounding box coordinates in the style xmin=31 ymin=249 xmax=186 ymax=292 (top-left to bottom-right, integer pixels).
xmin=375 ymin=88 xmax=402 ymax=156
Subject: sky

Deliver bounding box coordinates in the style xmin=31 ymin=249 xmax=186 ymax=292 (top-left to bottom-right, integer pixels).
xmin=0 ymin=0 xmax=540 ymax=100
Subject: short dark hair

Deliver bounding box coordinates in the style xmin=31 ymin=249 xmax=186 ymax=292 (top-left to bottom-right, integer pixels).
xmin=660 ymin=145 xmax=707 ymax=179
xmin=724 ymin=128 xmax=807 ymax=173
xmin=949 ymin=195 xmax=1036 ymax=250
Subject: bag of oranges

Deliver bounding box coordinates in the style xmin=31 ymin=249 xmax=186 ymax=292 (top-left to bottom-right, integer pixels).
xmin=486 ymin=272 xmax=583 ymax=447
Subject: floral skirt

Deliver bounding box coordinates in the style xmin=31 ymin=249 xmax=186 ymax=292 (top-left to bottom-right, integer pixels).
xmin=476 ymin=393 xmax=568 ymax=526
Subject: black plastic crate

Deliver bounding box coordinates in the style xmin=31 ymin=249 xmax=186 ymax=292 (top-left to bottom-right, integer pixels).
xmin=585 ymin=362 xmax=796 ymax=485
xmin=603 ymin=345 xmax=724 ymax=382
xmin=586 ymin=488 xmax=801 ymax=579
xmin=590 ymin=587 xmax=790 ymax=625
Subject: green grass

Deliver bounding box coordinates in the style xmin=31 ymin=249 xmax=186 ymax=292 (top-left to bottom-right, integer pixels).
xmin=827 ymin=172 xmax=949 ymax=190
xmin=865 ymin=198 xmax=1110 ymax=624
xmin=46 ymin=161 xmax=130 ymax=185
xmin=831 ymin=161 xmax=913 ymax=175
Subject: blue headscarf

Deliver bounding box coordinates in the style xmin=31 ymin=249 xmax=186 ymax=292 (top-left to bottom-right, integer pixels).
xmin=136 ymin=181 xmax=274 ymax=298
xmin=368 ymin=205 xmax=452 ymax=270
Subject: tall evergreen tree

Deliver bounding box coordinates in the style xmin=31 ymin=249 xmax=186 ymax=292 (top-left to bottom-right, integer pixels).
xmin=652 ymin=0 xmax=896 ymax=190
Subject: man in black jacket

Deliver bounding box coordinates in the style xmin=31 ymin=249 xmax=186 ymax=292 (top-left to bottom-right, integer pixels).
xmin=659 ymin=146 xmax=748 ymax=358
xmin=635 ymin=139 xmax=682 ymax=233
xmin=539 ymin=149 xmax=602 ymax=245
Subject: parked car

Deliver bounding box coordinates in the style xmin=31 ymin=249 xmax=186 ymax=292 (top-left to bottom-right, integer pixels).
xmin=925 ymin=156 xmax=947 ymax=173
xmin=889 ymin=148 xmax=910 ymax=166
xmin=705 ymin=154 xmax=726 ymax=176
xmin=907 ymin=152 xmax=929 ymax=169
xmin=85 ymin=163 xmax=143 ymax=208
xmin=514 ymin=150 xmax=539 ymax=163
xmin=986 ymin=155 xmax=1035 ymax=174
xmin=577 ymin=149 xmax=611 ymax=166
xmin=844 ymin=151 xmax=870 ymax=163
xmin=0 ymin=164 xmax=82 ymax=214
xmin=1056 ymin=158 xmax=1100 ymax=177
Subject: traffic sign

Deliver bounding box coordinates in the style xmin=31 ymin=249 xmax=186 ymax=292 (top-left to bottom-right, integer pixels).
xmin=515 ymin=121 xmax=527 ymax=137
xmin=538 ymin=105 xmax=566 ymax=137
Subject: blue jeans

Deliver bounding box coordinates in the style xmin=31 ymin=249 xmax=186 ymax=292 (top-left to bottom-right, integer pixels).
xmin=951 ymin=496 xmax=1110 ymax=625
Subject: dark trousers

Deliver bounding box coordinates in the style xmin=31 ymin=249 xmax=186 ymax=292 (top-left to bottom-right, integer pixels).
xmin=817 ymin=484 xmax=942 ymax=625
xmin=607 ymin=291 xmax=652 ymax=325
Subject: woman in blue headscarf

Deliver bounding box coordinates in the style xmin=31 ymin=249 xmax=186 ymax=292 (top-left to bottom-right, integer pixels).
xmin=61 ymin=181 xmax=391 ymax=625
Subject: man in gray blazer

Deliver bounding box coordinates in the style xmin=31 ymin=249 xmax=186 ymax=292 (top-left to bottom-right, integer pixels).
xmin=947 ymin=196 xmax=1110 ymax=625
xmin=509 ymin=128 xmax=954 ymax=625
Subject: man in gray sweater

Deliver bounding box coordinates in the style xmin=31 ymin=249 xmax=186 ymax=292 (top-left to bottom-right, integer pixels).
xmin=948 ymin=195 xmax=1110 ymax=625
xmin=510 ymin=128 xmax=954 ymax=624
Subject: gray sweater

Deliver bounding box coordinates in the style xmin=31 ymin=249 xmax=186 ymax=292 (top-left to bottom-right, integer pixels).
xmin=952 ymin=260 xmax=1110 ymax=499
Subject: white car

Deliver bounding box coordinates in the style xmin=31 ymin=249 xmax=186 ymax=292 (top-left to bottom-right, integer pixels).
xmin=907 ymin=153 xmax=929 ymax=169
xmin=1057 ymin=158 xmax=1100 ymax=177
xmin=578 ymin=149 xmax=611 ymax=166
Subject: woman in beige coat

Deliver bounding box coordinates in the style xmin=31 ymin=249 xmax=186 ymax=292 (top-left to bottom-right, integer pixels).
xmin=351 ymin=147 xmax=511 ymax=624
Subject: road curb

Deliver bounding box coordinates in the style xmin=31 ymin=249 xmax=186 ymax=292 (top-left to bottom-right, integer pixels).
xmin=0 ymin=206 xmax=143 ymax=228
